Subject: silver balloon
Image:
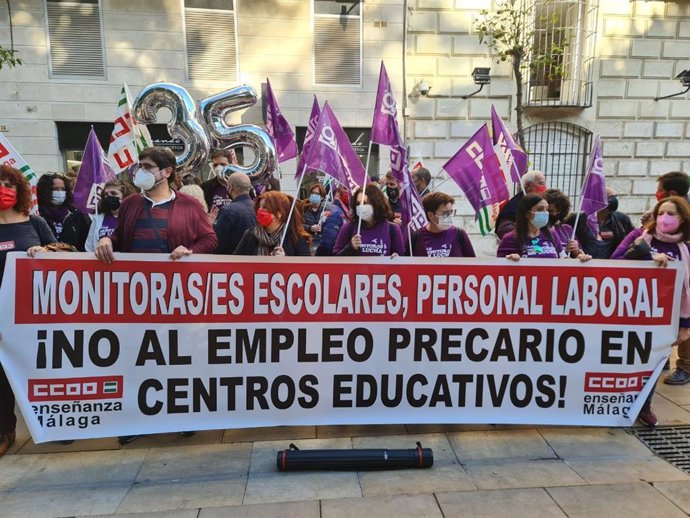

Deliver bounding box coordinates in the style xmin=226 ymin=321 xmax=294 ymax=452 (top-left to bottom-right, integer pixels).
xmin=198 ymin=85 xmax=277 ymax=184
xmin=132 ymin=82 xmax=210 ymax=172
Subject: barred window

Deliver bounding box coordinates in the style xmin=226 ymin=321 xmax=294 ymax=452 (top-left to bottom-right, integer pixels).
xmin=313 ymin=0 xmax=362 ymax=86
xmin=524 ymin=122 xmax=592 ymax=197
xmin=184 ymin=0 xmax=238 ymax=82
xmin=526 ymin=0 xmax=597 ymax=107
xmin=46 ymin=0 xmax=105 ymax=78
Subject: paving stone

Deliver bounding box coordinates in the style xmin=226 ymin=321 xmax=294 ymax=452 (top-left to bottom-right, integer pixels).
xmin=17 ymin=449 xmax=147 ymax=489
xmin=649 ymin=393 xmax=690 ymax=426
xmin=566 ymin=456 xmax=690 ymax=484
xmin=81 ymin=510 xmax=199 ymax=518
xmin=547 ymin=482 xmax=688 ymax=518
xmin=436 ymin=488 xmax=567 ymax=518
xmin=463 ymin=459 xmax=586 ymax=490
xmin=655 ymin=381 xmax=690 ymax=407
xmin=653 ymin=480 xmax=690 ymax=514
xmin=222 ymin=426 xmax=316 ymax=443
xmin=243 ymin=437 xmax=361 ymax=504
xmin=538 ymin=428 xmax=652 ymax=459
xmin=135 ymin=443 xmax=251 ymax=483
xmin=353 ymin=434 xmax=475 ymax=496
xmin=0 ymin=483 xmax=131 ymax=518
xmin=116 ymin=477 xmax=246 ymax=514
xmin=447 ymin=429 xmax=556 ymax=462
xmin=199 ymin=500 xmax=319 ymax=518
xmin=321 ymin=494 xmax=443 ymax=518
xmin=0 ymin=453 xmax=41 ymax=491
xmin=316 ymin=424 xmax=408 ymax=438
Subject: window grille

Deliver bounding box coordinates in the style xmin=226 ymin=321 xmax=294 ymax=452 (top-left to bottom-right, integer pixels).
xmin=524 ymin=122 xmax=592 ymax=198
xmin=184 ymin=0 xmax=238 ymax=82
xmin=526 ymin=0 xmax=597 ymax=107
xmin=46 ymin=0 xmax=105 ymax=77
xmin=313 ymin=0 xmax=362 ymax=86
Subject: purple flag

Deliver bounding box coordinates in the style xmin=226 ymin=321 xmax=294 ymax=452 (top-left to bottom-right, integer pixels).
xmin=371 ymin=61 xmax=400 ymax=146
xmin=265 ymin=78 xmax=298 ymax=163
xmin=579 ymin=134 xmax=607 ymax=215
xmin=371 ymin=61 xmax=427 ymax=232
xmin=303 ymin=102 xmax=366 ymax=193
xmin=73 ymin=127 xmax=116 ymax=215
xmin=296 ymin=95 xmax=320 ymax=178
xmin=442 ymin=124 xmax=510 ymax=235
xmin=491 ymin=105 xmax=528 ymax=184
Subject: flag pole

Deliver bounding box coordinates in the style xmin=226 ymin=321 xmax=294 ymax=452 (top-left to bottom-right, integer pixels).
xmin=357 ymin=142 xmax=373 ymax=235
xmin=279 ymin=166 xmax=307 ymax=249
xmin=570 ymin=179 xmax=587 ymax=241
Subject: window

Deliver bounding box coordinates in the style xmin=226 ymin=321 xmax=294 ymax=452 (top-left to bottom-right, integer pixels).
xmin=313 ymin=0 xmax=362 ymax=86
xmin=46 ymin=0 xmax=105 ymax=77
xmin=184 ymin=0 xmax=238 ymax=82
xmin=526 ymin=0 xmax=597 ymax=107
xmin=524 ymin=122 xmax=592 ymax=197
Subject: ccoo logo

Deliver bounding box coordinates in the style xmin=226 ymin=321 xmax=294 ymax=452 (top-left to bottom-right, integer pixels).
xmin=318 ymin=126 xmax=337 ymax=151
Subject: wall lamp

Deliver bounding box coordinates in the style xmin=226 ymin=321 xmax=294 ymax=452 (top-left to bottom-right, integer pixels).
xmin=417 ymin=67 xmax=491 ymax=99
xmin=654 ymin=70 xmax=690 ymax=101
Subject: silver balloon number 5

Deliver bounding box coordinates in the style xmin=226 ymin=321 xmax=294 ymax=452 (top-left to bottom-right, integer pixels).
xmin=198 ymin=85 xmax=276 ymax=184
xmin=133 ymin=82 xmax=276 ymax=183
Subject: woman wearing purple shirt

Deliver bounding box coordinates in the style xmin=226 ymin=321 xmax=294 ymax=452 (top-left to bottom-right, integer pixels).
xmin=544 ymin=189 xmax=583 ymax=258
xmin=497 ymin=193 xmax=591 ymax=262
xmin=411 ymin=192 xmax=475 ymax=258
xmin=85 ymin=179 xmax=135 ymax=252
xmin=333 ymin=183 xmax=405 ymax=257
xmin=612 ymin=196 xmax=690 ymax=426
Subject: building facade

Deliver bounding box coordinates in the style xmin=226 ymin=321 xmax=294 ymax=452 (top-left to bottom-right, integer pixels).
xmin=0 ymin=0 xmax=688 ymax=250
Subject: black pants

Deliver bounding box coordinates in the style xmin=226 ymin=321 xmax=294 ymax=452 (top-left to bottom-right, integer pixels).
xmin=0 ymin=363 xmax=16 ymax=433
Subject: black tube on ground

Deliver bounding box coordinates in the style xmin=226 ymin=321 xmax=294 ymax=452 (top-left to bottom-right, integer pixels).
xmin=276 ymin=442 xmax=433 ymax=471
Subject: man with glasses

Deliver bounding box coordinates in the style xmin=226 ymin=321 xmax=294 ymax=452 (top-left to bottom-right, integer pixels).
xmin=94 ymin=146 xmax=217 ymax=263
xmin=94 ymin=146 xmax=217 ymax=445
xmin=409 ymin=192 xmax=475 ymax=258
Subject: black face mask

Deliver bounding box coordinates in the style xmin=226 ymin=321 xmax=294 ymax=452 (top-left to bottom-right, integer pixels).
xmin=387 ymin=187 xmax=399 ymax=200
xmin=101 ymin=195 xmax=121 ymax=212
xmin=548 ymin=214 xmax=560 ymax=227
xmin=607 ymin=196 xmax=618 ymax=212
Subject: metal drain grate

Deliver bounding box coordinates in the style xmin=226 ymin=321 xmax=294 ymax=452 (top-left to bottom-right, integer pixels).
xmin=633 ymin=426 xmax=690 ymax=473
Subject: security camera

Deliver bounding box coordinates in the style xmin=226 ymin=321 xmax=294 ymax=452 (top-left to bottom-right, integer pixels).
xmin=418 ymin=80 xmax=430 ymax=96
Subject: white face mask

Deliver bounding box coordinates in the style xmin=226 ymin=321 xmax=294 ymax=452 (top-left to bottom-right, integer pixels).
xmin=52 ymin=191 xmax=67 ymax=205
xmin=213 ymin=165 xmax=227 ymax=178
xmin=356 ymin=203 xmax=374 ymax=222
xmin=133 ymin=168 xmax=157 ymax=191
xmin=437 ymin=215 xmax=454 ymax=231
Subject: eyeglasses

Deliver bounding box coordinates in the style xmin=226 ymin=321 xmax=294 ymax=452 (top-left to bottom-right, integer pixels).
xmin=435 ymin=210 xmax=456 ymax=218
xmin=139 ymin=163 xmax=160 ymax=172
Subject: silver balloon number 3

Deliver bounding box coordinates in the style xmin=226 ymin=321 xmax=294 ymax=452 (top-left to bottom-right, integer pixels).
xmin=133 ymin=82 xmax=276 ymax=184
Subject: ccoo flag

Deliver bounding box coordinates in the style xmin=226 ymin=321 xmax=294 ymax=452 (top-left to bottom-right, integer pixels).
xmin=442 ymin=124 xmax=510 ymax=235
xmin=265 ymin=78 xmax=298 ymax=163
xmin=490 ymin=105 xmax=528 ymax=184
xmin=73 ymin=127 xmax=116 ymax=215
xmin=108 ymin=83 xmax=153 ymax=174
xmin=303 ymin=102 xmax=366 ymax=193
xmin=371 ymin=61 xmax=427 ymax=232
xmin=0 ymin=133 xmax=39 ymax=213
xmin=579 ymin=134 xmax=608 ymax=216
xmin=296 ymin=95 xmax=321 ymax=178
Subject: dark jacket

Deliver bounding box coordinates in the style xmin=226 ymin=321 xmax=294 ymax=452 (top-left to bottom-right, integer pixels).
xmin=494 ymin=192 xmax=524 ymax=240
xmin=233 ymin=227 xmax=311 ymax=256
xmin=39 ymin=207 xmax=90 ymax=251
xmin=214 ymin=194 xmax=257 ymax=254
xmin=110 ymin=192 xmax=218 ymax=254
xmin=565 ymin=210 xmax=633 ymax=259
xmin=316 ymin=199 xmax=347 ymax=256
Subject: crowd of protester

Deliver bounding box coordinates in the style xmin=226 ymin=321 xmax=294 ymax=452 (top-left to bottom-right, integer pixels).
xmin=1 ymin=147 xmax=688 ymax=455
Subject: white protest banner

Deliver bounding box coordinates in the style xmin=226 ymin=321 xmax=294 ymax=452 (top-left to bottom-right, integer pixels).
xmin=0 ymin=254 xmax=682 ymax=443
xmin=0 ymin=132 xmax=39 ymax=213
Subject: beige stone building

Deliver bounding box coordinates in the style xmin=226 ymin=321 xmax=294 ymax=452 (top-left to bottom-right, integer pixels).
xmin=0 ymin=0 xmax=688 ymax=248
